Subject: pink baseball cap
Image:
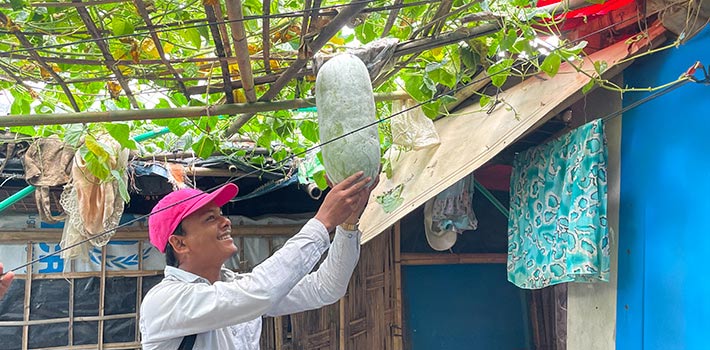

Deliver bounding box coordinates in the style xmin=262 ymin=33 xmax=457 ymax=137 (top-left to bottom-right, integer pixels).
xmin=148 ymin=183 xmax=239 ymax=253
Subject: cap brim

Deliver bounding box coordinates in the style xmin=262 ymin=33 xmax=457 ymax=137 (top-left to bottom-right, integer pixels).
xmin=183 ymin=183 xmax=239 ymax=219
xmin=423 ymin=198 xmax=458 ymax=251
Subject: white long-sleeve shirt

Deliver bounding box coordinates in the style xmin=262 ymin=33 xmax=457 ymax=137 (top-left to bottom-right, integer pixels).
xmin=139 ymin=218 xmax=361 ymax=350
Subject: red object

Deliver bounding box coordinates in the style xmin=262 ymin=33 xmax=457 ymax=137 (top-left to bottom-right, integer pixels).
xmin=537 ymin=0 xmax=634 ymax=29
xmin=149 ymin=184 xmax=239 ymax=253
xmin=475 ymin=164 xmax=512 ymax=192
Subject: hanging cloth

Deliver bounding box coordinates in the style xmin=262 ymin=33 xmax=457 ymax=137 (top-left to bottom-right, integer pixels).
xmin=23 ymin=137 xmax=75 ymax=224
xmin=424 ymin=174 xmax=478 ymax=251
xmin=60 ymin=136 xmax=129 ymax=260
xmin=507 ymin=119 xmax=609 ymax=289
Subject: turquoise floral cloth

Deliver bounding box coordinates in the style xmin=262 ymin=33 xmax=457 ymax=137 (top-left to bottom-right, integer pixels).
xmin=507 ymin=119 xmax=609 ymax=289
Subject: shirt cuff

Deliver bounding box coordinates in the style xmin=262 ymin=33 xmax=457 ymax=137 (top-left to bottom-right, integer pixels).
xmin=308 ymin=218 xmax=332 ymax=251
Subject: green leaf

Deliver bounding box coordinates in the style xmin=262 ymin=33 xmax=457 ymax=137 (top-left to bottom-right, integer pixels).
xmin=9 ymin=126 xmax=37 ymax=137
xmin=421 ymin=100 xmax=442 ymax=119
xmin=81 ymin=146 xmax=111 ymax=181
xmin=192 ymin=136 xmax=215 ymax=159
xmin=540 ymin=52 xmax=562 ymax=78
xmin=10 ymin=0 xmax=27 ymax=10
xmin=154 ymin=98 xmax=171 ymax=109
xmin=110 ymin=170 xmax=130 ymax=203
xmin=594 ymin=60 xmax=608 ymax=75
xmin=85 ymin=135 xmax=111 ymax=162
xmin=185 ymin=28 xmax=202 ymax=49
xmin=460 ymin=46 xmax=480 ymax=70
xmin=582 ymin=79 xmax=596 ymax=94
xmin=479 ymin=94 xmax=492 ymax=108
xmin=487 ymin=59 xmax=513 ymax=88
xmin=299 ymin=120 xmax=319 ymax=143
xmin=499 ymin=29 xmax=517 ymax=51
xmin=428 ymin=67 xmax=457 ymax=89
xmin=170 ymin=92 xmax=188 ymax=106
xmin=106 ymin=123 xmax=138 ymax=150
xmin=112 ymin=17 xmax=135 ymax=36
xmin=64 ymin=124 xmax=84 ymax=147
xmin=313 ymin=170 xmax=328 ymax=190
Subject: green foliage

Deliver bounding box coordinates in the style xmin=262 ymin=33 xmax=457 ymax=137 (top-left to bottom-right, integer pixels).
xmin=0 ymin=0 xmax=616 ymax=179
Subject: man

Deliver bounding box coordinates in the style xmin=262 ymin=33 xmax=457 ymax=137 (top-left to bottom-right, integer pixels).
xmin=140 ymin=171 xmax=377 ymax=349
xmin=0 ymin=263 xmax=14 ymax=299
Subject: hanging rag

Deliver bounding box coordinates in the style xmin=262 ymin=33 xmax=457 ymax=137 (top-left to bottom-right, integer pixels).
xmin=424 ymin=174 xmax=478 ymax=251
xmin=60 ymin=136 xmax=130 ymax=260
xmin=23 ymin=137 xmax=75 ymax=223
xmin=507 ymin=119 xmax=609 ymax=289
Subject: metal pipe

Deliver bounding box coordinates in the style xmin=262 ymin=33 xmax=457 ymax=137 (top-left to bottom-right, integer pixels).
xmin=0 ymin=185 xmax=35 ymax=213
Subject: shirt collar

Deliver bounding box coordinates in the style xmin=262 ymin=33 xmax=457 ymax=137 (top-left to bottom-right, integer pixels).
xmin=164 ymin=265 xmax=235 ymax=284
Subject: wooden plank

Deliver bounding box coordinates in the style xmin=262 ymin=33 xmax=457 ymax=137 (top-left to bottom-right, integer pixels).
xmin=400 ymin=253 xmax=507 ymax=265
xmin=360 ymin=33 xmax=656 ymax=244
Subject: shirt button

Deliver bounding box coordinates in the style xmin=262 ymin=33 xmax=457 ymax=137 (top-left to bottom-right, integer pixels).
xmin=347 ymin=233 xmax=353 ymax=238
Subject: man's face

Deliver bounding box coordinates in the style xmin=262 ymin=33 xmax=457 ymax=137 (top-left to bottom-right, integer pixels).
xmin=180 ymin=202 xmax=237 ymax=266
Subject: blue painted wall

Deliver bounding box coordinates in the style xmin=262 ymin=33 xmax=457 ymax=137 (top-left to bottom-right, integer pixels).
xmin=402 ymin=264 xmax=530 ymax=350
xmin=618 ymin=27 xmax=710 ymax=349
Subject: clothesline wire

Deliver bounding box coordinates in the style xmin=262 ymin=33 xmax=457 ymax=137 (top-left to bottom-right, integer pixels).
xmin=2 ymin=26 xmax=701 ymax=276
xmin=1 ymin=0 xmax=436 ymax=55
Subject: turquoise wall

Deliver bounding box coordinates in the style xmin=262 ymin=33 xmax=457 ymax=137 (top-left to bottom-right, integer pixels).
xmin=617 ymin=27 xmax=710 ymax=349
xmin=402 ymin=264 xmax=530 ymax=349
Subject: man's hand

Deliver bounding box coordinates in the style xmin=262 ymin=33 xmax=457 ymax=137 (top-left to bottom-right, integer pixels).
xmin=315 ymin=171 xmax=378 ymax=231
xmin=0 ymin=263 xmax=15 ymax=300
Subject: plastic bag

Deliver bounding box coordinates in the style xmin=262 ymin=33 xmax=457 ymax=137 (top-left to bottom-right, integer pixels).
xmin=390 ymin=99 xmax=440 ymax=150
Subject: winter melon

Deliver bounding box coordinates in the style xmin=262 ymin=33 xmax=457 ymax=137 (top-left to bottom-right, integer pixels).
xmin=316 ymin=54 xmax=380 ymax=185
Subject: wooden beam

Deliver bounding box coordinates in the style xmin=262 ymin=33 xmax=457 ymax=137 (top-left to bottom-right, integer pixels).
xmin=400 ymin=253 xmax=507 ymax=265
xmin=203 ymin=2 xmax=235 ymax=103
xmin=0 ymin=91 xmax=410 ymax=127
xmin=381 ymin=0 xmax=402 ymax=38
xmin=225 ymin=0 xmax=257 ymax=102
xmin=73 ymin=1 xmax=140 ymax=109
xmin=224 ymin=0 xmax=371 ymax=137
xmin=133 ymin=0 xmax=190 ymax=98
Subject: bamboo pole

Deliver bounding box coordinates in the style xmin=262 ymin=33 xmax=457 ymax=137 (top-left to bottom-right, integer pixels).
xmin=136 ymin=240 xmax=144 ymax=344
xmin=22 ymin=242 xmax=32 ymax=350
xmin=0 ymin=92 xmax=410 ymax=127
xmin=98 ymin=245 xmax=107 ymax=350
xmin=226 ymin=0 xmax=257 ymax=103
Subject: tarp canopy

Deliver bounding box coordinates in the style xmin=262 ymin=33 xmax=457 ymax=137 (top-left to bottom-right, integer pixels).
xmin=359 ymin=23 xmax=666 ymax=244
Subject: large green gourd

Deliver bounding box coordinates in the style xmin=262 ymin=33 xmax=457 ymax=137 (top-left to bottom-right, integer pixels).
xmin=316 ymin=54 xmax=380 ymax=185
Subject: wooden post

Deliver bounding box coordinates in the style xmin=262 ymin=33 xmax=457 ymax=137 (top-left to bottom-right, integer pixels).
xmin=339 ymin=298 xmax=346 ymax=350
xmin=393 ymin=223 xmax=403 ymax=350
xmin=22 ymin=242 xmax=32 ymax=350
xmin=98 ymin=245 xmax=107 ymax=350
